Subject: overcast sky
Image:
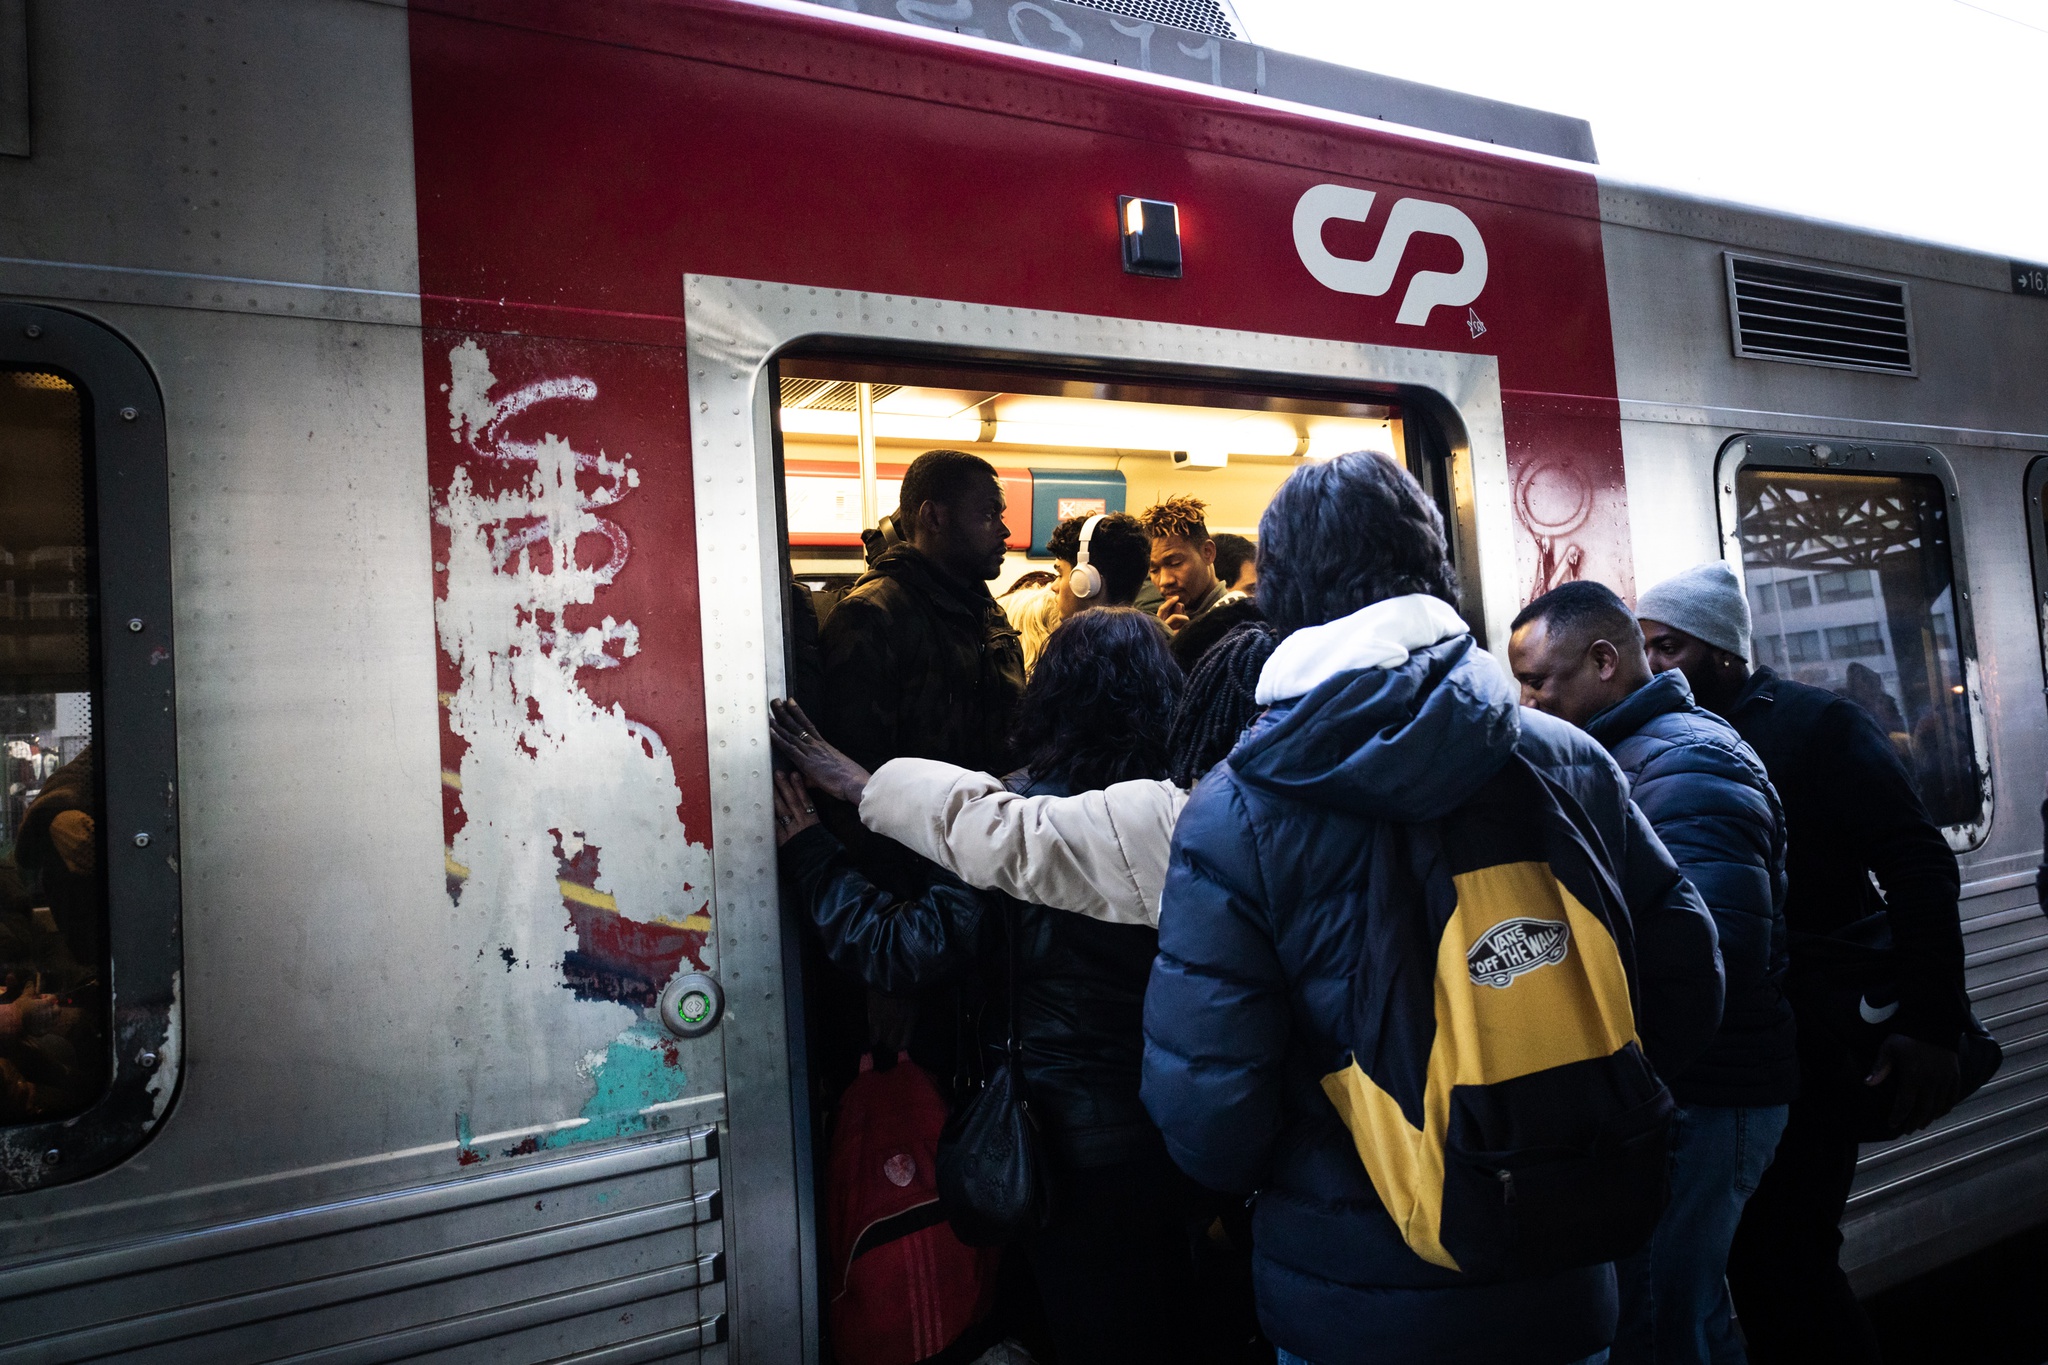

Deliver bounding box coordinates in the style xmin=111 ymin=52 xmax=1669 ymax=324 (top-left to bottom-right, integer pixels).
xmin=1230 ymin=0 xmax=2048 ymax=264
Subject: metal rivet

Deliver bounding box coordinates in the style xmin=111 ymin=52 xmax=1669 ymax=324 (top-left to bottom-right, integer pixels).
xmin=133 ymin=832 xmax=151 ymax=848
xmin=138 ymin=1052 xmax=159 ymax=1070
xmin=119 ymin=406 xmax=138 ymax=422
xmin=127 ymin=618 xmax=144 ymax=632
xmin=41 ymin=1149 xmax=58 ymax=1165
xmin=24 ymin=324 xmax=41 ymax=339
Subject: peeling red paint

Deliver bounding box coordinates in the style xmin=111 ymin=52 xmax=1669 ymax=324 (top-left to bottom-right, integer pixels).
xmin=561 ymin=900 xmax=706 ymax=1005
xmin=550 ymin=832 xmax=710 ymax=1004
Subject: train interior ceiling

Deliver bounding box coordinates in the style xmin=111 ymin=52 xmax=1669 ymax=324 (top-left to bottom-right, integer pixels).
xmin=773 ymin=355 xmax=1421 ymax=610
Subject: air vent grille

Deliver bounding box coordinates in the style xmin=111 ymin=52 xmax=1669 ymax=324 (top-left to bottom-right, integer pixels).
xmin=1726 ymin=256 xmax=1914 ymax=376
xmin=1059 ymin=0 xmax=1241 ymax=40
xmin=779 ymin=378 xmax=901 ymax=412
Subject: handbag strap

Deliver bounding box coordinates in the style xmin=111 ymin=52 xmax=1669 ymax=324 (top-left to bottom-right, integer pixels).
xmin=1003 ymin=898 xmax=1020 ymax=1059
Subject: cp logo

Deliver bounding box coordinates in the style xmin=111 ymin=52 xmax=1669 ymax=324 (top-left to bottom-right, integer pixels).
xmin=1292 ymin=184 xmax=1488 ymax=327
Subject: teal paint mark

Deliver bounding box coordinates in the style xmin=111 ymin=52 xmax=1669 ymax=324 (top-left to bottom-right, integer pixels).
xmin=539 ymin=1021 xmax=690 ymax=1151
xmin=455 ymin=1112 xmax=486 ymax=1166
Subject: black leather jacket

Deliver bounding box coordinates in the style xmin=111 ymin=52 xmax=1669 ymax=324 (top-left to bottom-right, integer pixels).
xmin=781 ymin=778 xmax=1162 ymax=1169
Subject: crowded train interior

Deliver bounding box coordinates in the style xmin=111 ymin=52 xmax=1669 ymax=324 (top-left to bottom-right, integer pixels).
xmin=773 ymin=354 xmax=1448 ymax=613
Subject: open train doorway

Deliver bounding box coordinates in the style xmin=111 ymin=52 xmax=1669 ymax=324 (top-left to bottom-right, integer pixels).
xmin=760 ymin=342 xmax=1478 ymax=1358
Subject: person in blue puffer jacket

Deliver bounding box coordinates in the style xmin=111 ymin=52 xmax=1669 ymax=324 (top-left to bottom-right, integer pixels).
xmin=1141 ymin=453 xmax=1725 ymax=1365
xmin=1510 ymin=580 xmax=1793 ymax=1365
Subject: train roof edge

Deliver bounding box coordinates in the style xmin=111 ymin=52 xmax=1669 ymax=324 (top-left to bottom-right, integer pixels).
xmin=788 ymin=0 xmax=1601 ymax=165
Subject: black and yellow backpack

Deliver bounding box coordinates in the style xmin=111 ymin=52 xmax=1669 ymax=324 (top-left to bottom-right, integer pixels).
xmin=1322 ymin=753 xmax=1675 ymax=1278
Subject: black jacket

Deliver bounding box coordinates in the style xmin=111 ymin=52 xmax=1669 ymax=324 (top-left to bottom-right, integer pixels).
xmin=1586 ymin=671 xmax=1797 ymax=1107
xmin=817 ymin=544 xmax=1026 ymax=776
xmin=781 ymin=777 xmax=1163 ymax=1170
xmin=1726 ymin=667 xmax=1966 ymax=1049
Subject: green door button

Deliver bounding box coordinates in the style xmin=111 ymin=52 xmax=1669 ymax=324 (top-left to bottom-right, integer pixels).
xmin=659 ymin=971 xmax=724 ymax=1040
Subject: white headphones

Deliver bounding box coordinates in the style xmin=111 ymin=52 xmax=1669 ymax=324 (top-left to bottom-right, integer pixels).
xmin=1068 ymin=513 xmax=1106 ymax=600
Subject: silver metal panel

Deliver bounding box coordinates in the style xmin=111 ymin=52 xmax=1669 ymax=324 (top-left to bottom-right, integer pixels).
xmin=1598 ymin=180 xmax=2012 ymax=295
xmin=683 ymin=274 xmax=1518 ymax=1357
xmin=0 ymin=1129 xmax=726 ymax=1364
xmin=0 ymin=0 xmax=421 ymax=303
xmin=2 ymin=4 xmax=733 ymax=1361
xmin=1601 ymin=186 xmax=2048 ymax=1279
xmin=1598 ymin=182 xmax=2048 ymax=440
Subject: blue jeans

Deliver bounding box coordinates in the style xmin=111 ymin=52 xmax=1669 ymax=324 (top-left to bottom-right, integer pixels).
xmin=1614 ymin=1103 xmax=1791 ymax=1365
xmin=1278 ymin=1352 xmax=1609 ymax=1365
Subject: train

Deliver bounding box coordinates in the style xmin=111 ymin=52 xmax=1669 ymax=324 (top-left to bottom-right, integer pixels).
xmin=0 ymin=0 xmax=2044 ymax=1360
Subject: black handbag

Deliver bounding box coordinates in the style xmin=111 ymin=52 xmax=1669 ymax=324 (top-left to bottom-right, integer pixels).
xmin=1790 ymin=912 xmax=2002 ymax=1142
xmin=935 ymin=902 xmax=1054 ymax=1246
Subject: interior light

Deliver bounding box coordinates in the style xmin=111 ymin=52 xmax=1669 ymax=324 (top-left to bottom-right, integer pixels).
xmin=779 ymin=408 xmax=982 ymax=443
xmin=1304 ymin=423 xmax=1398 ymax=461
xmin=1119 ymin=195 xmax=1183 ymax=279
xmin=782 ymin=391 xmax=1393 ymax=460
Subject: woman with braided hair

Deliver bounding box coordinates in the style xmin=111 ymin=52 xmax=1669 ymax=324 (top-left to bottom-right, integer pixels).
xmin=1168 ymin=622 xmax=1279 ymax=788
xmin=769 ymin=616 xmax=1276 ymax=929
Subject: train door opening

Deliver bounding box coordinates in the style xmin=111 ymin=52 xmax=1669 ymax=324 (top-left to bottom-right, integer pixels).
xmin=759 ymin=343 xmax=1475 ymax=1349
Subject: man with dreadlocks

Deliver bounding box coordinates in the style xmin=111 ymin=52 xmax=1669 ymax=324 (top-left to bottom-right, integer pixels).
xmin=1139 ymin=494 xmax=1246 ymax=635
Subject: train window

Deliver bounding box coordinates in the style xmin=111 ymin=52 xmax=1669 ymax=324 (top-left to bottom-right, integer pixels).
xmin=2028 ymin=457 xmax=2048 ymax=706
xmin=0 ymin=367 xmax=104 ymax=1126
xmin=0 ymin=305 xmax=180 ymax=1192
xmin=1721 ymin=436 xmax=1989 ymax=845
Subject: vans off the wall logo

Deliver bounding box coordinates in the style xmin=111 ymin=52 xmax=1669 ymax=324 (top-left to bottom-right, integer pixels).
xmin=1292 ymin=183 xmax=1489 ymax=327
xmin=1467 ymin=917 xmax=1570 ymax=989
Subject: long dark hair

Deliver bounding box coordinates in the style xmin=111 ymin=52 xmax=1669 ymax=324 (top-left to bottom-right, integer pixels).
xmin=1256 ymin=452 xmax=1457 ymax=635
xmin=1011 ymin=608 xmax=1182 ymax=793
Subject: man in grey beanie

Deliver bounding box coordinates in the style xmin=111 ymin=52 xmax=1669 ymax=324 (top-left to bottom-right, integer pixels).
xmin=1636 ymin=562 xmax=1966 ymax=1365
xmin=1635 ymin=562 xmax=1753 ymax=713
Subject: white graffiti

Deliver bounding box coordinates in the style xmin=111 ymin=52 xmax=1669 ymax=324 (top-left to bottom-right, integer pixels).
xmin=436 ymin=340 xmax=713 ymax=957
xmin=1292 ymin=183 xmax=1490 ymax=327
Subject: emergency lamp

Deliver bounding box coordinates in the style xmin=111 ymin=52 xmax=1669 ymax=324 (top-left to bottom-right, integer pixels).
xmin=1119 ymin=197 xmax=1182 ymax=278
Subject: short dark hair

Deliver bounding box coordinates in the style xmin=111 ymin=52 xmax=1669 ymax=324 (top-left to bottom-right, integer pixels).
xmin=1045 ymin=512 xmax=1149 ymax=605
xmin=1212 ymin=533 xmax=1255 ymax=584
xmin=1138 ymin=495 xmax=1210 ymax=544
xmin=1255 ymin=453 xmax=1456 ymax=635
xmin=896 ymin=449 xmax=998 ymax=523
xmin=1011 ymin=607 xmax=1182 ymax=793
xmin=1511 ymin=580 xmax=1643 ymax=651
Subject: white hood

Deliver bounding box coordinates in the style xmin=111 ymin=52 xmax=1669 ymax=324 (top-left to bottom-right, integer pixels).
xmin=1255 ymin=593 xmax=1472 ymax=705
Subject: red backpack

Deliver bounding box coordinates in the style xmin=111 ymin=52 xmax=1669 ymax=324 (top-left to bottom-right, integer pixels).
xmin=827 ymin=1053 xmax=999 ymax=1365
